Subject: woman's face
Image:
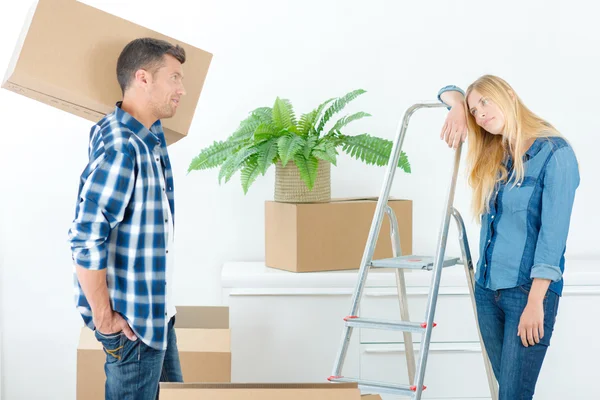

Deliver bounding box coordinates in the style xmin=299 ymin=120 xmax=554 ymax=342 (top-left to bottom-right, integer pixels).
xmin=467 ymin=89 xmax=505 ymax=136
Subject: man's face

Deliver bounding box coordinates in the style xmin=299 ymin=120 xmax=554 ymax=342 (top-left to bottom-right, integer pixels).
xmin=147 ymin=54 xmax=186 ymax=120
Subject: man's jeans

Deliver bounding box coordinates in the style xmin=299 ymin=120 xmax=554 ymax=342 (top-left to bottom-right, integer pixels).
xmin=475 ymin=283 xmax=560 ymax=400
xmin=94 ymin=316 xmax=183 ymax=400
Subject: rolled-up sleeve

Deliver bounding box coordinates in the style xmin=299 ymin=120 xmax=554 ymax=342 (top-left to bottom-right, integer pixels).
xmin=531 ymin=146 xmax=580 ymax=282
xmin=437 ymin=85 xmax=465 ymax=109
xmin=68 ymin=150 xmax=136 ymax=270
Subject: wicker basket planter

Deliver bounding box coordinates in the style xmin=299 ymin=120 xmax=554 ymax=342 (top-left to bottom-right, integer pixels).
xmin=274 ymin=159 xmax=331 ymax=203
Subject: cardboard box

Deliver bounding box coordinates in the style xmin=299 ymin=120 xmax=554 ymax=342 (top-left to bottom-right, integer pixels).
xmin=361 ymin=395 xmax=382 ymax=400
xmin=159 ymin=383 xmax=361 ymax=400
xmin=2 ymin=0 xmax=212 ymax=145
xmin=77 ymin=306 xmax=230 ymax=400
xmin=265 ymin=198 xmax=412 ymax=272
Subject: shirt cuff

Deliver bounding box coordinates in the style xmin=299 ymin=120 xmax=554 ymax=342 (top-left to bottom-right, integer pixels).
xmin=437 ymin=85 xmax=465 ymax=110
xmin=72 ymin=247 xmax=107 ymax=271
xmin=530 ymin=263 xmax=562 ymax=282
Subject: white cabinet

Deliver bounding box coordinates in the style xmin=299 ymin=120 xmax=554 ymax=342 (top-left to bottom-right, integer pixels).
xmin=222 ymin=260 xmax=600 ymax=399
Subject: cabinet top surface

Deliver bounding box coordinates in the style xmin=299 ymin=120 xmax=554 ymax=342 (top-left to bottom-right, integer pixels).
xmin=222 ymin=259 xmax=600 ymax=289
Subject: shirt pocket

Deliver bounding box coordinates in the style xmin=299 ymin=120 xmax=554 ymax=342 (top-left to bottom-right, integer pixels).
xmin=501 ymin=176 xmax=536 ymax=214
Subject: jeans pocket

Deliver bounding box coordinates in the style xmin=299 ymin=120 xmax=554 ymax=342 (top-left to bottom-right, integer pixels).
xmin=95 ymin=330 xmax=124 ymax=363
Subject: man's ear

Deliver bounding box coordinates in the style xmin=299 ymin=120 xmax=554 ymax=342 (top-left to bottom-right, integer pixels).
xmin=133 ymin=69 xmax=150 ymax=89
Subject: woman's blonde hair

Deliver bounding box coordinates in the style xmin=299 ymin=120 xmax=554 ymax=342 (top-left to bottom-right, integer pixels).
xmin=464 ymin=75 xmax=561 ymax=218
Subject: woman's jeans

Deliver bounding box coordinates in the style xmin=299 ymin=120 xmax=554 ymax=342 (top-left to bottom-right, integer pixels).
xmin=475 ymin=283 xmax=560 ymax=400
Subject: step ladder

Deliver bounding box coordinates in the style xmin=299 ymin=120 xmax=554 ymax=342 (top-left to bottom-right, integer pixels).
xmin=329 ymin=102 xmax=499 ymax=400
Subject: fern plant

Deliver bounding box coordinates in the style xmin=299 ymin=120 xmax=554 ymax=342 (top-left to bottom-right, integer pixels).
xmin=188 ymin=89 xmax=411 ymax=194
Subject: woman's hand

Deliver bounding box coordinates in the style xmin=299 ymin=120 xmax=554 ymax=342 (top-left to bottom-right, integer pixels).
xmin=440 ymin=104 xmax=468 ymax=149
xmin=517 ymin=300 xmax=545 ymax=347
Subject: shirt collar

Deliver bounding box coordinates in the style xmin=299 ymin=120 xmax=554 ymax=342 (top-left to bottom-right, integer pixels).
xmin=114 ymin=102 xmax=165 ymax=150
xmin=525 ymin=137 xmax=544 ymax=160
xmin=504 ymin=137 xmax=544 ymax=167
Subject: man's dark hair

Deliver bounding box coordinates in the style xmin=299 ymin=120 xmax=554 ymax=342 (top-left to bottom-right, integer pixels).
xmin=116 ymin=38 xmax=186 ymax=94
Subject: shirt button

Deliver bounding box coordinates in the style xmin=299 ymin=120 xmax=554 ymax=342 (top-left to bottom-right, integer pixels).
xmin=162 ymin=188 xmax=165 ymax=192
xmin=491 ymin=215 xmax=495 ymax=219
xmin=156 ymin=157 xmax=160 ymax=162
xmin=166 ymin=250 xmax=169 ymax=254
xmin=165 ymin=219 xmax=168 ymax=223
xmin=488 ymin=239 xmax=491 ymax=243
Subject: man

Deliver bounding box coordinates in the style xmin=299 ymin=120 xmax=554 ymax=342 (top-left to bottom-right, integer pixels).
xmin=68 ymin=37 xmax=187 ymax=399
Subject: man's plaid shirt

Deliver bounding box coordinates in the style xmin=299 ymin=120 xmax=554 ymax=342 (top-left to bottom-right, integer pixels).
xmin=68 ymin=103 xmax=175 ymax=350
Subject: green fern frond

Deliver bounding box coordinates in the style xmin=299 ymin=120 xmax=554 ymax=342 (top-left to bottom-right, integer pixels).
xmin=256 ymin=139 xmax=279 ymax=175
xmin=313 ymin=98 xmax=335 ymax=123
xmin=277 ymin=134 xmax=305 ymax=167
xmin=294 ymin=154 xmax=319 ymax=190
xmin=230 ymin=113 xmax=261 ymax=142
xmin=303 ymin=135 xmax=318 ymax=159
xmin=313 ymin=141 xmax=338 ymax=166
xmin=297 ymin=110 xmax=317 ymax=136
xmin=253 ymin=123 xmax=280 ymax=143
xmin=251 ymin=107 xmax=273 ymax=124
xmin=218 ymin=145 xmax=259 ymax=184
xmin=272 ymin=97 xmax=296 ymax=130
xmin=328 ymin=111 xmax=371 ymax=135
xmin=340 ymin=134 xmax=411 ymax=173
xmin=188 ymin=139 xmax=241 ymax=172
xmin=316 ymin=89 xmax=366 ymax=135
xmin=241 ymin=154 xmax=261 ymax=194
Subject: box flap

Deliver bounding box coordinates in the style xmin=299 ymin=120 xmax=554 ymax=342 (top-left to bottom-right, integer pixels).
xmin=176 ymin=328 xmax=230 ymax=353
xmin=175 ymin=306 xmax=229 ymax=329
xmin=361 ymin=395 xmax=383 ymax=399
xmin=328 ymin=196 xmax=405 ymax=203
xmin=160 ymin=383 xmax=358 ymax=390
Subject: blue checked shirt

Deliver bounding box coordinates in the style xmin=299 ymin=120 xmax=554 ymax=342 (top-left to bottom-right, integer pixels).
xmin=68 ymin=102 xmax=175 ymax=350
xmin=438 ymin=86 xmax=580 ymax=296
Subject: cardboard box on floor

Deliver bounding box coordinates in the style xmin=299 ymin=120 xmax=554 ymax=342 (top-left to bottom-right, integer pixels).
xmin=159 ymin=383 xmax=361 ymax=400
xmin=265 ymin=198 xmax=412 ymax=272
xmin=77 ymin=306 xmax=230 ymax=400
xmin=2 ymin=0 xmax=212 ymax=145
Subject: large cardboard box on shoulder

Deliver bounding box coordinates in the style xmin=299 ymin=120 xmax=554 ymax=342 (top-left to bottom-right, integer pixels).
xmin=265 ymin=198 xmax=412 ymax=272
xmin=2 ymin=0 xmax=212 ymax=145
xmin=159 ymin=383 xmax=361 ymax=400
xmin=77 ymin=306 xmax=230 ymax=400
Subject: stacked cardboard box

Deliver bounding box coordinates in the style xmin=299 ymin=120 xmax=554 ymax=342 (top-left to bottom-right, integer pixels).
xmin=265 ymin=198 xmax=413 ymax=272
xmin=77 ymin=306 xmax=231 ymax=400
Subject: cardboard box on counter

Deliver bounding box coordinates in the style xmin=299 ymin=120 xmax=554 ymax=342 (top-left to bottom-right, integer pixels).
xmin=77 ymin=306 xmax=230 ymax=400
xmin=265 ymin=198 xmax=412 ymax=273
xmin=2 ymin=0 xmax=212 ymax=145
xmin=159 ymin=383 xmax=361 ymax=400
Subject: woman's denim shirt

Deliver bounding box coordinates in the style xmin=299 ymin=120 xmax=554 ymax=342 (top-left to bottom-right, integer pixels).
xmin=438 ymin=86 xmax=580 ymax=296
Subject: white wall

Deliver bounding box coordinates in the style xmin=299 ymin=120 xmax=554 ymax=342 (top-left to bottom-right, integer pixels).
xmin=0 ymin=0 xmax=598 ymax=398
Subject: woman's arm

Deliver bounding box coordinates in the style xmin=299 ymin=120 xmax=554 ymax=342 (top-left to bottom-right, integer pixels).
xmin=437 ymin=85 xmax=468 ymax=148
xmin=518 ymin=144 xmax=580 ymax=347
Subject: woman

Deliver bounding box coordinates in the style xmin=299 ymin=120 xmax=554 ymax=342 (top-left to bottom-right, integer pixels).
xmin=437 ymin=75 xmax=579 ymax=399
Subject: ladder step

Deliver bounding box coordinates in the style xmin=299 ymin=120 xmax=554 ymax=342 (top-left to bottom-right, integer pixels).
xmin=370 ymin=255 xmax=460 ymax=270
xmin=344 ymin=317 xmax=431 ymax=334
xmin=328 ymin=376 xmax=426 ymax=396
